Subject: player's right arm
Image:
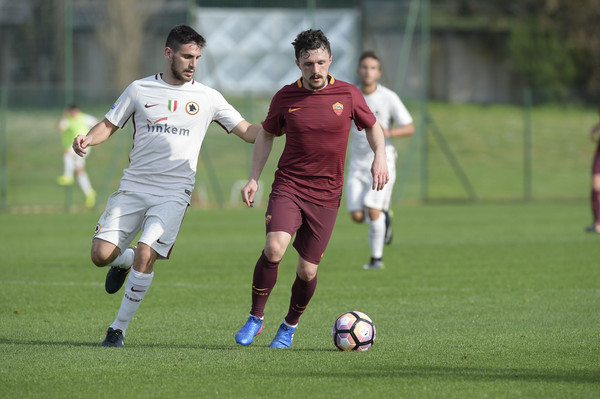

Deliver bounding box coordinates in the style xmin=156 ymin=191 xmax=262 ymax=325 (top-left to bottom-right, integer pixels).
xmin=241 ymin=127 xmax=275 ymax=207
xmin=73 ymin=118 xmax=119 ymax=157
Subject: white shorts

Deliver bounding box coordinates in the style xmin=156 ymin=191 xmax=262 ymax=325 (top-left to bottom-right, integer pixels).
xmin=345 ymin=147 xmax=397 ymax=212
xmin=94 ymin=191 xmax=188 ymax=258
xmin=65 ymin=147 xmax=88 ymax=169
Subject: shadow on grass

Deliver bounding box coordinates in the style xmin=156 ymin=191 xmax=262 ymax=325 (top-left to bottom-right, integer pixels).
xmin=0 ymin=337 xmax=234 ymax=350
xmin=0 ymin=337 xmax=336 ymax=352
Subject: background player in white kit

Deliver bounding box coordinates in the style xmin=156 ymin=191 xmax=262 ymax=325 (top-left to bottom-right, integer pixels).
xmin=73 ymin=25 xmax=259 ymax=347
xmin=346 ymin=51 xmax=414 ymax=270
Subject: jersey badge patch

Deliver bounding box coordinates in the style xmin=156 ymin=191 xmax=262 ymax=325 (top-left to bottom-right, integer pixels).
xmin=186 ymin=101 xmax=199 ymax=115
xmin=168 ymin=99 xmax=178 ymax=112
xmin=332 ymin=102 xmax=343 ymax=116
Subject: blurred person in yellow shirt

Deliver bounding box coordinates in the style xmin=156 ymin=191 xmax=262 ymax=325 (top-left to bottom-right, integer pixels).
xmin=57 ymin=104 xmax=97 ymax=208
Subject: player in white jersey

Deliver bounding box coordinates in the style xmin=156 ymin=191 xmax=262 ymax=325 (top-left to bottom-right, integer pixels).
xmin=73 ymin=25 xmax=259 ymax=347
xmin=346 ymin=51 xmax=414 ymax=270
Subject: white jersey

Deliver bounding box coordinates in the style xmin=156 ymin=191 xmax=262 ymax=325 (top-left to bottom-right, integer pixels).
xmin=348 ymin=84 xmax=413 ymax=172
xmin=106 ymin=74 xmax=244 ymax=202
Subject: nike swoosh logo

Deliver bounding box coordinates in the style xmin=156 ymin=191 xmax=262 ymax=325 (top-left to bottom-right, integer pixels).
xmin=145 ymin=104 xmax=158 ymax=108
xmin=157 ymin=238 xmax=168 ymax=245
xmin=131 ymin=287 xmax=146 ymax=292
xmin=288 ymin=107 xmax=301 ymax=112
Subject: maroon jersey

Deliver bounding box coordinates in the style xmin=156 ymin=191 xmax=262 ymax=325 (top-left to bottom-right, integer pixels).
xmin=262 ymin=75 xmax=376 ymax=207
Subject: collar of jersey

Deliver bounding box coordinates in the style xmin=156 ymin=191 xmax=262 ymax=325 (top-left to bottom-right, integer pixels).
xmin=296 ymin=74 xmax=335 ymax=89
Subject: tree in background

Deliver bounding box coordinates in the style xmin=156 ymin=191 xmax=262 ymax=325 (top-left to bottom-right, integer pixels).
xmin=438 ymin=0 xmax=600 ymax=102
xmin=96 ymin=0 xmax=165 ymax=89
xmin=541 ymin=0 xmax=600 ymax=100
xmin=508 ymin=18 xmax=577 ymax=101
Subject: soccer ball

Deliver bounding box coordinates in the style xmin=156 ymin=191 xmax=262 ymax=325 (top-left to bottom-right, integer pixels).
xmin=332 ymin=311 xmax=376 ymax=351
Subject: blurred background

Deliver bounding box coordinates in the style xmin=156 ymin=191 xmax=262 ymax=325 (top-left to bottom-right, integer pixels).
xmin=0 ymin=0 xmax=599 ymax=212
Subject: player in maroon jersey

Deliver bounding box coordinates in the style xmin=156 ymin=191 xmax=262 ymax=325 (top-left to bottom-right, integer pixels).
xmin=235 ymin=29 xmax=389 ymax=348
xmin=587 ymin=104 xmax=600 ymax=233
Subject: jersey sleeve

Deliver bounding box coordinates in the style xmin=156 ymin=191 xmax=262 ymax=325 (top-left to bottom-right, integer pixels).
xmin=105 ymin=82 xmax=138 ymax=129
xmin=350 ymin=86 xmax=377 ymax=131
xmin=211 ymin=89 xmax=244 ymax=133
xmin=389 ymin=91 xmax=413 ymax=126
xmin=261 ymin=90 xmax=285 ymax=136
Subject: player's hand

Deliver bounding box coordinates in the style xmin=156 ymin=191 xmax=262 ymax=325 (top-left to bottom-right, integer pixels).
xmin=73 ymin=134 xmax=91 ymax=157
xmin=241 ymin=179 xmax=259 ymax=207
xmin=371 ymin=154 xmax=389 ymax=191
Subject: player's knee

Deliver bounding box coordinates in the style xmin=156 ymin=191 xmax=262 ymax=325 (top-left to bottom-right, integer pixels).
xmin=131 ymin=244 xmax=157 ymax=273
xmin=135 ymin=251 xmax=153 ymax=269
xmin=90 ymin=240 xmax=118 ymax=267
xmin=90 ymin=248 xmax=111 ymax=267
xmin=350 ymin=211 xmax=364 ymax=223
xmin=263 ymin=242 xmax=285 ymax=262
xmin=368 ymin=209 xmax=383 ymax=221
xmin=593 ymin=174 xmax=600 ymax=191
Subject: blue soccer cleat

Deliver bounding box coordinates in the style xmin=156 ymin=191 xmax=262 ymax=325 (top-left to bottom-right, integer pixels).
xmin=235 ymin=315 xmax=263 ymax=345
xmin=269 ymin=322 xmax=296 ymax=348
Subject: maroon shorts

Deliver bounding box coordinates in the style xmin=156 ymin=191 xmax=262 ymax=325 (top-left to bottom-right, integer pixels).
xmin=265 ymin=189 xmax=339 ymax=265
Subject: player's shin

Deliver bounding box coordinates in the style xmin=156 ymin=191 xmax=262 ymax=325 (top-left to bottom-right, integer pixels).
xmin=250 ymin=251 xmax=279 ymax=318
xmin=110 ymin=269 xmax=153 ymax=334
xmin=284 ymin=273 xmax=317 ymax=326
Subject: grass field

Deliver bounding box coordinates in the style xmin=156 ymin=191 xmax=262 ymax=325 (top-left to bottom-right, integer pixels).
xmin=1 ymin=202 xmax=599 ymax=398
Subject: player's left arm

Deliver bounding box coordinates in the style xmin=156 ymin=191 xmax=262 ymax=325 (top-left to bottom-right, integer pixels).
xmin=231 ymin=120 xmax=260 ymax=143
xmin=383 ymin=122 xmax=415 ymax=138
xmin=365 ymin=122 xmax=389 ymax=191
xmin=383 ymin=93 xmax=415 ymax=138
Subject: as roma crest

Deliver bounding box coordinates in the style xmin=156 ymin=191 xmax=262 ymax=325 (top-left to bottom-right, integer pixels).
xmin=332 ymin=102 xmax=343 ymax=116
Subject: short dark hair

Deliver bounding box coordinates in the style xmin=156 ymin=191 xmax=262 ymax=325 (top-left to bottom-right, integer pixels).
xmin=292 ymin=29 xmax=331 ymax=60
xmin=358 ymin=51 xmax=380 ymax=67
xmin=165 ymin=24 xmax=206 ymax=52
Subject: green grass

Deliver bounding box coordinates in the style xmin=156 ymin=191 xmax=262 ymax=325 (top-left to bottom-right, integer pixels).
xmin=1 ymin=202 xmax=599 ymax=398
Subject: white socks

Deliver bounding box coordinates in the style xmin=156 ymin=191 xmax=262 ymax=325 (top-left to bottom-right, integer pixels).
xmin=283 ymin=320 xmax=298 ymax=328
xmin=110 ymin=269 xmax=154 ymax=335
xmin=62 ymin=153 xmax=74 ymax=177
xmin=108 ymin=247 xmax=135 ymax=269
xmin=76 ymin=172 xmax=93 ymax=195
xmin=369 ymin=213 xmax=386 ymax=259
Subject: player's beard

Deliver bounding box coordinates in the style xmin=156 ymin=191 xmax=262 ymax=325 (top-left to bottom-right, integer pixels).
xmin=306 ymin=74 xmax=327 ymax=91
xmin=171 ymin=64 xmax=194 ymax=83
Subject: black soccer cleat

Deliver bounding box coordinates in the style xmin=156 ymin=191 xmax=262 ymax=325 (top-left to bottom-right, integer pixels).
xmin=384 ymin=210 xmax=393 ymax=245
xmin=585 ymin=225 xmax=600 ymax=234
xmin=100 ymin=327 xmax=124 ymax=347
xmin=105 ymin=266 xmax=131 ymax=294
